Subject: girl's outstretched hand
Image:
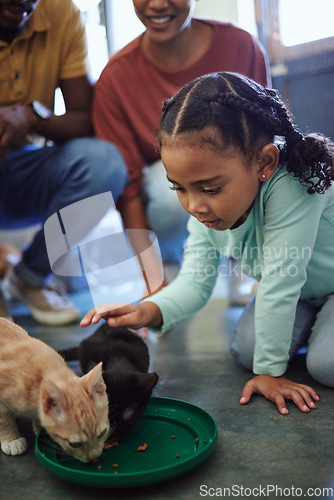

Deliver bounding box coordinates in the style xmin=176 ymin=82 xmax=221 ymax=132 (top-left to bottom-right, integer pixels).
xmin=80 ymin=301 xmax=162 ymax=330
xmin=240 ymin=375 xmax=320 ymax=415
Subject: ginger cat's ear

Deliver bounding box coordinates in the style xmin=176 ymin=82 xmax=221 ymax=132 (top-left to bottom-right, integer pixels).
xmin=82 ymin=362 xmax=106 ymax=406
xmin=40 ymin=379 xmax=66 ymax=422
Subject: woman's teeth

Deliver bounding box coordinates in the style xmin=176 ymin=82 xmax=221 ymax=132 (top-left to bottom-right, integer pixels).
xmin=150 ymin=16 xmax=172 ymax=24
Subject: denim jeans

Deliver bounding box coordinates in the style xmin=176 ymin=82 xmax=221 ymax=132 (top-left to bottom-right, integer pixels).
xmin=0 ymin=138 xmax=128 ymax=286
xmin=231 ymin=294 xmax=334 ymax=387
xmin=142 ymin=160 xmax=189 ymax=263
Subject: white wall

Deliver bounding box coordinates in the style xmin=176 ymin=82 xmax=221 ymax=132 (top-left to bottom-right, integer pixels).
xmin=108 ymin=0 xmax=144 ymax=54
xmin=194 ymin=0 xmax=239 ymax=23
xmin=195 ymin=0 xmax=257 ymax=38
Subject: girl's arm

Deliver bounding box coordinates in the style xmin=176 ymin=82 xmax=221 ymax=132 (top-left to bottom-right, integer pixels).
xmin=253 ymin=172 xmax=331 ymax=377
xmin=141 ymin=217 xmax=221 ymax=333
xmin=245 ymin=172 xmax=330 ymax=413
xmin=81 ymin=216 xmax=220 ymax=333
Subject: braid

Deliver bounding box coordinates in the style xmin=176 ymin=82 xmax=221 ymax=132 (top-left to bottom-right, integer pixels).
xmin=210 ymin=84 xmax=286 ymax=160
xmin=212 ymin=75 xmax=334 ymax=194
xmin=271 ymin=97 xmax=334 ymax=193
xmin=160 ymin=72 xmax=334 ymax=194
xmin=215 ymin=92 xmax=284 ymax=134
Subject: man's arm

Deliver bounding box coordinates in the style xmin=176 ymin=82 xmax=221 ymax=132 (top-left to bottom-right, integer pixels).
xmin=119 ymin=195 xmax=148 ymax=230
xmin=35 ymin=75 xmax=94 ymax=141
xmin=0 ymin=75 xmax=94 ymax=155
xmin=119 ymin=195 xmax=167 ymax=295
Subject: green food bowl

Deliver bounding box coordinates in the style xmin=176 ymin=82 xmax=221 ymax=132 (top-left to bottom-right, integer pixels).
xmin=35 ymin=396 xmax=218 ymax=488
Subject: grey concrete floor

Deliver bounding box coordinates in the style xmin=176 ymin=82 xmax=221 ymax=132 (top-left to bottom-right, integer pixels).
xmin=1 ymin=285 xmax=334 ymax=500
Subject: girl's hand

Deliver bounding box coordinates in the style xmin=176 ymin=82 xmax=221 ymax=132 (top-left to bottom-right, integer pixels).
xmin=240 ymin=375 xmax=320 ymax=415
xmin=80 ymin=301 xmax=162 ymax=330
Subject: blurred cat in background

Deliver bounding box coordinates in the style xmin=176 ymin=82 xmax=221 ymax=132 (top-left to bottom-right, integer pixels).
xmin=0 ymin=317 xmax=109 ymax=462
xmin=60 ymin=324 xmax=159 ymax=441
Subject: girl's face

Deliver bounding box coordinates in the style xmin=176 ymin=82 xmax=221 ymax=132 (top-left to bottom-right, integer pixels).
xmin=161 ymin=137 xmax=263 ymax=231
xmin=133 ymin=0 xmax=197 ymax=44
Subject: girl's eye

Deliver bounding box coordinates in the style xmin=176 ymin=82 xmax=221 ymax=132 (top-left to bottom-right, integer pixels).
xmin=170 ymin=186 xmax=221 ymax=195
xmin=98 ymin=428 xmax=108 ymax=440
xmin=170 ymin=186 xmax=185 ymax=193
xmin=203 ymin=187 xmax=221 ymax=195
xmin=69 ymin=441 xmax=84 ymax=449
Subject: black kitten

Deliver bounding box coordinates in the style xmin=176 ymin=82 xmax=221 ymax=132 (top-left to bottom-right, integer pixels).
xmin=60 ymin=324 xmax=159 ymax=441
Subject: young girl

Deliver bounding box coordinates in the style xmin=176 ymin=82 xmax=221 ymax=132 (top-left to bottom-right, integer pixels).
xmin=82 ymin=72 xmax=334 ymax=415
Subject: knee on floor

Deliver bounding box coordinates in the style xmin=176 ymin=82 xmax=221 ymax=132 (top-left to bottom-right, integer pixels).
xmin=306 ymin=352 xmax=334 ymax=388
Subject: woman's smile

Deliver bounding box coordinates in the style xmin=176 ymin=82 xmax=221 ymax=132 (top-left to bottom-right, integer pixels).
xmin=147 ymin=15 xmax=174 ymax=25
xmin=133 ymin=0 xmax=196 ymax=43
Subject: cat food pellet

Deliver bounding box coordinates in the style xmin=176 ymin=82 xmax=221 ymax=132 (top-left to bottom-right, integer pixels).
xmin=104 ymin=441 xmax=119 ymax=450
xmin=175 ymin=454 xmax=180 ymax=459
xmin=137 ymin=443 xmax=148 ymax=452
xmin=112 ymin=464 xmax=119 ymax=468
xmin=98 ymin=465 xmax=102 ymax=469
xmin=195 ymin=437 xmax=199 ymax=443
xmin=172 ymin=435 xmax=176 ymax=439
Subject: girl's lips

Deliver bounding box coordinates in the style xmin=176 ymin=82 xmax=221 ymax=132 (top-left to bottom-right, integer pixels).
xmin=201 ymin=220 xmax=221 ymax=229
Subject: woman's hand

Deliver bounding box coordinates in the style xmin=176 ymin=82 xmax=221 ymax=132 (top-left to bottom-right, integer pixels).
xmin=80 ymin=301 xmax=162 ymax=330
xmin=240 ymin=374 xmax=320 ymax=415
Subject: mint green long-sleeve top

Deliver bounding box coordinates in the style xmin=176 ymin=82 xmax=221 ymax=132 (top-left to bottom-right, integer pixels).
xmin=146 ymin=165 xmax=334 ymax=376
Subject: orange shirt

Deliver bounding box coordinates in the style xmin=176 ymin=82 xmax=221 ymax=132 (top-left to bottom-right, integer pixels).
xmin=93 ymin=20 xmax=271 ymax=203
xmin=0 ymin=0 xmax=89 ymax=111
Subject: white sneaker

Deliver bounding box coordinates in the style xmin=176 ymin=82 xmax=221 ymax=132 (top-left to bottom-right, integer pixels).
xmin=2 ymin=267 xmax=80 ymax=326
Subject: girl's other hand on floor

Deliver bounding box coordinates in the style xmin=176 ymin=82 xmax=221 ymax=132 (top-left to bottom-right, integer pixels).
xmin=240 ymin=374 xmax=320 ymax=415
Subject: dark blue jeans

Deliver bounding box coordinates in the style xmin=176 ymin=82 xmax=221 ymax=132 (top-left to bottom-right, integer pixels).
xmin=0 ymin=138 xmax=128 ymax=286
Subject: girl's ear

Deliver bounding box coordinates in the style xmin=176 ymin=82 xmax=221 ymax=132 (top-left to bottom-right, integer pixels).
xmin=257 ymin=144 xmax=280 ymax=182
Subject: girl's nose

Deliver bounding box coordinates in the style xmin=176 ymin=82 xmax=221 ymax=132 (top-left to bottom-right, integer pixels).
xmin=187 ymin=195 xmax=208 ymax=215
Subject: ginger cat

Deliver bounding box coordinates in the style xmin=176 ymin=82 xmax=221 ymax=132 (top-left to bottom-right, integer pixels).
xmin=0 ymin=317 xmax=110 ymax=462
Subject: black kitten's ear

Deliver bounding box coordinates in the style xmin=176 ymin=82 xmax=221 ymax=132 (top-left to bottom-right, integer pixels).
xmin=136 ymin=372 xmax=159 ymax=394
xmin=58 ymin=346 xmax=79 ymax=361
xmin=87 ymin=360 xmax=98 ymax=371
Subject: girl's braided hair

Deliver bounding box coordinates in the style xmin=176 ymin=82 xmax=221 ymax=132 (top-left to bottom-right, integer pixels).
xmin=160 ymin=72 xmax=334 ymax=194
